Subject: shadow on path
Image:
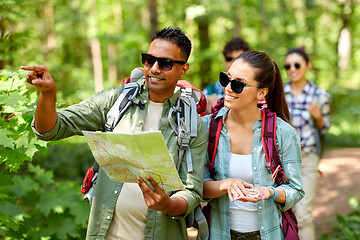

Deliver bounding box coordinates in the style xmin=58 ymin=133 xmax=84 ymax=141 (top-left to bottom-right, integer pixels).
xmin=314 ymin=148 xmax=360 ymax=239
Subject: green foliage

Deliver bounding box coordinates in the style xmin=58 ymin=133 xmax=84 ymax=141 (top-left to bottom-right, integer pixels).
xmin=320 ymin=197 xmax=360 ymax=240
xmin=0 ymin=71 xmax=47 ymax=171
xmin=326 ymin=88 xmax=360 ymax=148
xmin=0 ymin=165 xmax=89 ymax=239
xmin=0 ymin=72 xmax=88 ymax=239
xmin=32 ymin=139 xmax=94 ymax=183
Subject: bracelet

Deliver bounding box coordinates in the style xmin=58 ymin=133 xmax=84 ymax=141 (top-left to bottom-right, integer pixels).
xmin=267 ymin=186 xmax=278 ymax=200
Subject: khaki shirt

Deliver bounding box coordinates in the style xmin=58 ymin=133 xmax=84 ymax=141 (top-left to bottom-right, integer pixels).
xmin=32 ymin=79 xmax=207 ymax=240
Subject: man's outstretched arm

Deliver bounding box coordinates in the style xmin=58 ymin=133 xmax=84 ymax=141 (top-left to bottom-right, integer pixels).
xmin=21 ymin=65 xmax=57 ymax=133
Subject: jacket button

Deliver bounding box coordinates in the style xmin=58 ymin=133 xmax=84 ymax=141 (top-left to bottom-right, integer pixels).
xmin=114 ymin=191 xmax=118 ymax=195
xmin=106 ymin=216 xmax=111 ymax=220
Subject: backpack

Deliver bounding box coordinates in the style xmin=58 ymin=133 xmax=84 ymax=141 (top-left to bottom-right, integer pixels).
xmin=205 ymin=98 xmax=299 ymax=240
xmin=81 ymin=68 xmax=209 ymax=240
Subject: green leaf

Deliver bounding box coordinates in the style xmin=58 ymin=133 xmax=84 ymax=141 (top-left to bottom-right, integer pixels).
xmin=36 ymin=189 xmax=64 ymax=216
xmin=0 ymin=92 xmax=27 ymax=108
xmin=15 ymin=131 xmax=29 ymax=148
xmin=71 ymin=202 xmax=90 ymax=225
xmin=9 ymin=175 xmax=40 ymax=198
xmin=0 ymin=129 xmax=15 ymax=149
xmin=25 ymin=139 xmax=39 ymax=158
xmin=28 ymin=164 xmax=54 ymax=185
xmin=0 ymin=211 xmax=20 ymax=232
xmin=2 ymin=148 xmax=29 ymax=172
xmin=0 ymin=73 xmax=25 ymax=92
xmin=53 ymin=217 xmax=78 ymax=239
xmin=0 ymin=201 xmax=27 ymax=222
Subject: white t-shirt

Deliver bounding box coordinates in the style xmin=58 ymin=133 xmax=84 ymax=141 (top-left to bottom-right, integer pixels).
xmin=105 ymin=100 xmax=163 ymax=240
xmin=228 ymin=153 xmax=259 ymax=233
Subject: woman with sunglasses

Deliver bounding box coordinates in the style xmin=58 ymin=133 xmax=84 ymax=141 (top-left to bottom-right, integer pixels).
xmin=284 ymin=47 xmax=331 ymax=240
xmin=202 ymin=51 xmax=304 ymax=240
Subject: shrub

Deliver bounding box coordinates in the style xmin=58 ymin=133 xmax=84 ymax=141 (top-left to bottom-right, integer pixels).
xmin=0 ymin=71 xmax=88 ymax=239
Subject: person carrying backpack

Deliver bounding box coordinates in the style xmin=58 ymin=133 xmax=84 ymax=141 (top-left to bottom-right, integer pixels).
xmin=283 ymin=47 xmax=331 ymax=240
xmin=21 ymin=27 xmax=207 ymax=240
xmin=202 ymin=51 xmax=304 ymax=239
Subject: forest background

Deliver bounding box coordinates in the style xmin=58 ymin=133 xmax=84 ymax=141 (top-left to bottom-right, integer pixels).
xmin=0 ymin=0 xmax=359 ymax=239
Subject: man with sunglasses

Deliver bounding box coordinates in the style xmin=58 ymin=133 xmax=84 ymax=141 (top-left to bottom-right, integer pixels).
xmin=21 ymin=26 xmax=207 ymax=240
xmin=203 ymin=37 xmax=251 ymax=113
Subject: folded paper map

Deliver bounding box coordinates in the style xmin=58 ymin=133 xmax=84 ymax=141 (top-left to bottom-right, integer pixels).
xmin=82 ymin=131 xmax=184 ymax=191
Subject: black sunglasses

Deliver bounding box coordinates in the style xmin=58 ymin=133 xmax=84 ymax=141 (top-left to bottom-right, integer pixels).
xmin=219 ymin=72 xmax=260 ymax=94
xmin=284 ymin=63 xmax=301 ymax=70
xmin=141 ymin=53 xmax=186 ymax=71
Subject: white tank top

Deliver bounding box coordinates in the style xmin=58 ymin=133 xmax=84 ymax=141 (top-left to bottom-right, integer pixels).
xmin=228 ymin=153 xmax=259 ymax=232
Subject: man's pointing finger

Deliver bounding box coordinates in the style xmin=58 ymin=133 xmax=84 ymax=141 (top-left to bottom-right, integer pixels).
xmin=20 ymin=65 xmax=47 ymax=72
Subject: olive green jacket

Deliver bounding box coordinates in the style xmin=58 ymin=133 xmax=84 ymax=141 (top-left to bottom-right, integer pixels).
xmin=32 ymin=79 xmax=207 ymax=240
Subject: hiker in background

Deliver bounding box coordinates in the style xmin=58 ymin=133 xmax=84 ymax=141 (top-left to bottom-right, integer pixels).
xmin=203 ymin=37 xmax=251 ymax=113
xmin=284 ymin=47 xmax=331 ymax=240
xmin=202 ymin=51 xmax=304 ymax=239
xmin=21 ymin=27 xmax=207 ymax=240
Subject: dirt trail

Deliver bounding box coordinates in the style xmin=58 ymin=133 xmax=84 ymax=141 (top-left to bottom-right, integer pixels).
xmin=314 ymin=148 xmax=360 ymax=239
xmin=188 ymin=148 xmax=360 ymax=240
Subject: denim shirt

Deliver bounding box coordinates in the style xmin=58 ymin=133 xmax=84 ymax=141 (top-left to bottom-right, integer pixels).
xmin=32 ymin=78 xmax=207 ymax=240
xmin=202 ymin=107 xmax=304 ymax=240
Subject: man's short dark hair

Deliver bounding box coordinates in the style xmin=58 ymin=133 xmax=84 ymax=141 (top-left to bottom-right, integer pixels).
xmin=222 ymin=37 xmax=251 ymax=58
xmin=151 ymin=27 xmax=192 ymax=61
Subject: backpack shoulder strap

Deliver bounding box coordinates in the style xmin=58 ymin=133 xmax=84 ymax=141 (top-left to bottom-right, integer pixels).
xmin=205 ymin=97 xmax=225 ymax=178
xmin=261 ymin=109 xmax=288 ymax=185
xmin=206 ymin=114 xmax=222 ymax=179
xmin=105 ymin=81 xmax=144 ymax=132
xmin=169 ymin=87 xmax=198 ymax=173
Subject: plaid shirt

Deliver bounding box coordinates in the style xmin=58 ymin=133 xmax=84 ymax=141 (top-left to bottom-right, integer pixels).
xmin=202 ymin=107 xmax=304 ymax=240
xmin=284 ymin=81 xmax=331 ymax=154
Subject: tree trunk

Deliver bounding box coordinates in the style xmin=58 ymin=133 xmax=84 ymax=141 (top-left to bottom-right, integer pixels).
xmin=108 ymin=43 xmax=118 ymax=87
xmin=231 ymin=1 xmax=241 ymax=37
xmin=90 ymin=38 xmax=104 ymax=93
xmin=148 ymin=0 xmax=158 ymax=40
xmin=89 ymin=0 xmax=103 ymax=93
xmin=44 ymin=2 xmax=56 ymax=60
xmin=337 ymin=0 xmax=352 ymax=72
xmin=259 ymin=0 xmax=270 ymax=51
xmin=197 ymin=16 xmax=211 ymax=89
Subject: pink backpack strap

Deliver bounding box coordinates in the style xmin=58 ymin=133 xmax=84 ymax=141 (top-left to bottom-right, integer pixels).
xmin=207 ymin=115 xmax=223 ymax=178
xmin=206 ymin=98 xmax=225 ymax=179
xmin=261 ymin=109 xmax=288 ymax=184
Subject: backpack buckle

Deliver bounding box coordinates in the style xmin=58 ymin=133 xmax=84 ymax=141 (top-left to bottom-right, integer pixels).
xmin=265 ymin=162 xmax=272 ymax=174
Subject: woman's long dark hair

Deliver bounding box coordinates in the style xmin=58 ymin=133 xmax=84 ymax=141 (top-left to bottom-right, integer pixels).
xmin=237 ymin=51 xmax=291 ymax=125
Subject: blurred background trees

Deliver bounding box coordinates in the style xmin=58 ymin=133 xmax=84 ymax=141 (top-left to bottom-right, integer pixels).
xmin=1 ymin=0 xmax=359 ymax=146
xmin=0 ymin=0 xmax=359 ymax=238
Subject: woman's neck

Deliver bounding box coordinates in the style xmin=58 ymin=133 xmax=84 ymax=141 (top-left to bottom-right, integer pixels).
xmin=227 ymin=105 xmax=261 ymax=128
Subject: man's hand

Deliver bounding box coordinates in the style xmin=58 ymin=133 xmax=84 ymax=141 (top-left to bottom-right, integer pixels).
xmin=21 ymin=65 xmax=56 ymax=93
xmin=20 ymin=65 xmax=57 ymax=133
xmin=137 ymin=176 xmax=187 ymax=216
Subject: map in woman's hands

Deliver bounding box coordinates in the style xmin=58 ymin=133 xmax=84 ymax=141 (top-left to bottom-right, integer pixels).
xmin=82 ymin=131 xmax=184 ymax=191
